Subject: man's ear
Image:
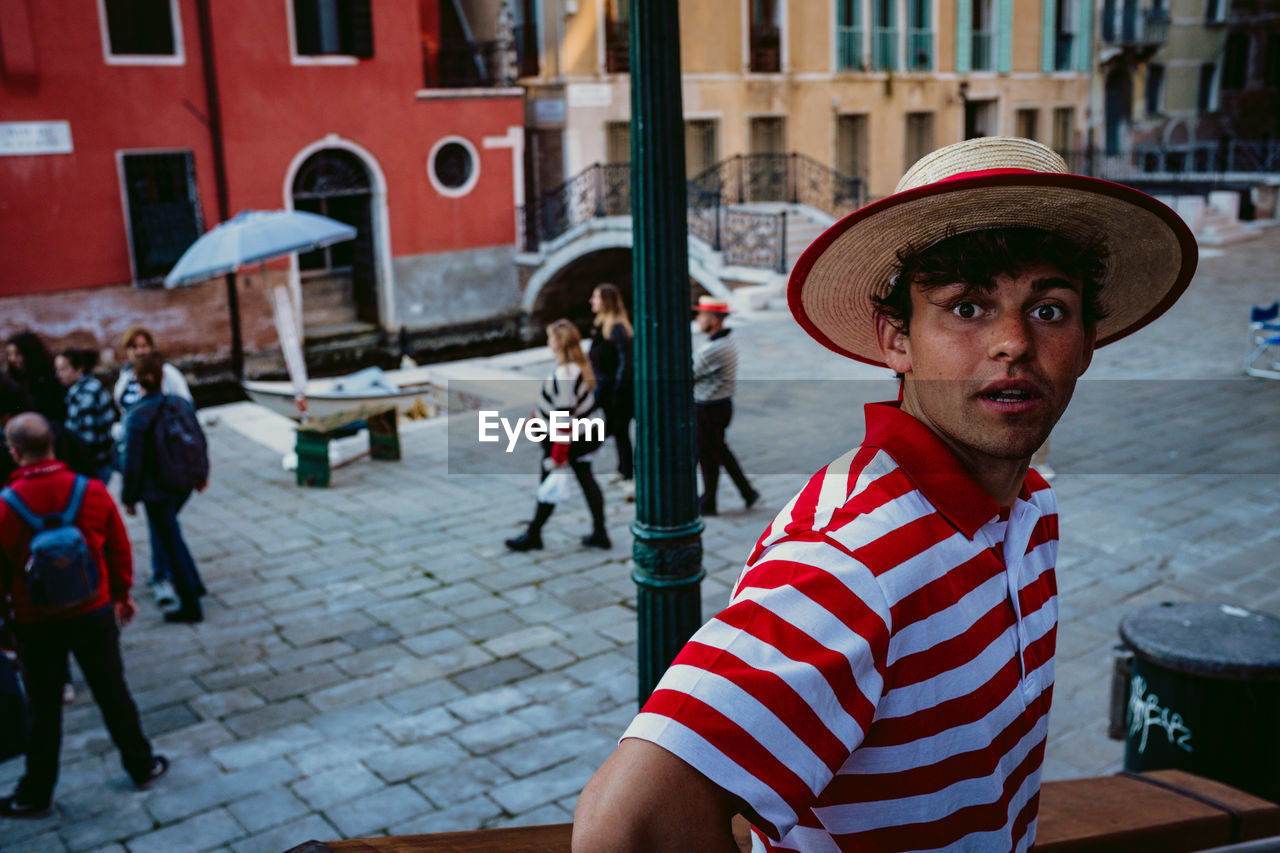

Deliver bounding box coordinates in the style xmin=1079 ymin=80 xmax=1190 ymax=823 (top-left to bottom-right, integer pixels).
xmin=1078 ymin=323 xmax=1098 ymax=376
xmin=876 ymin=313 xmax=912 ymax=374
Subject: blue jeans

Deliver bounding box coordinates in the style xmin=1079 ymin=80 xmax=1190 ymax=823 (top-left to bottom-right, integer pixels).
xmin=143 ymin=494 xmax=204 ymax=613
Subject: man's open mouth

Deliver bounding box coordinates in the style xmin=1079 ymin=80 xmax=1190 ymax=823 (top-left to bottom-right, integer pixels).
xmin=982 ymin=389 xmax=1036 ymax=403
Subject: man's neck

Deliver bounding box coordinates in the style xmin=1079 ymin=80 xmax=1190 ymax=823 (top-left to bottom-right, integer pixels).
xmin=897 ymin=400 xmax=1031 ymax=507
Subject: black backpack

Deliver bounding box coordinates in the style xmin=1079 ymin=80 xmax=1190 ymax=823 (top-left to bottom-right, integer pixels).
xmin=151 ymin=396 xmax=209 ymax=493
xmin=0 ymin=475 xmax=100 ymax=610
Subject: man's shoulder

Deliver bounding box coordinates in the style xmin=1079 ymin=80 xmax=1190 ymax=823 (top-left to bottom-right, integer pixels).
xmin=748 ymin=445 xmax=920 ymax=562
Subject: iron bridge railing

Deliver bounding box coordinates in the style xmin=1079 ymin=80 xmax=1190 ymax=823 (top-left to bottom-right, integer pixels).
xmin=521 ymin=153 xmax=864 ymax=274
xmin=1061 ymin=140 xmax=1280 ymax=183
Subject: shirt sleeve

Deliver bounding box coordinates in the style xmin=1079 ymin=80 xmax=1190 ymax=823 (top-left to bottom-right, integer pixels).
xmin=623 ymin=537 xmax=892 ymax=842
xmin=95 ymin=480 xmax=134 ymax=600
xmin=162 ymin=364 xmax=193 ymax=402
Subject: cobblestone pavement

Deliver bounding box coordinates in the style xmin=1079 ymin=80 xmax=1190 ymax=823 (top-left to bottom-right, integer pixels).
xmin=3 ymin=228 xmax=1278 ymax=852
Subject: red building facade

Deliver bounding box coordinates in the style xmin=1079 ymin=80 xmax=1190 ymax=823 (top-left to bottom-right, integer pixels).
xmin=0 ymin=0 xmax=524 ymax=378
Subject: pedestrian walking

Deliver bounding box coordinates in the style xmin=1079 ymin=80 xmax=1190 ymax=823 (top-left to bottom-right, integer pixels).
xmin=5 ymin=332 xmax=65 ymax=425
xmin=588 ymin=283 xmax=634 ymax=485
xmin=55 ymin=349 xmax=118 ymax=484
xmin=692 ymin=296 xmax=758 ymax=516
xmin=574 ymin=136 xmax=1196 ymax=852
xmin=506 ymin=319 xmax=610 ymax=552
xmin=111 ymin=326 xmax=191 ymax=412
xmin=112 ymin=327 xmax=192 ymax=612
xmin=120 ymin=355 xmax=208 ymax=623
xmin=0 ymin=413 xmax=168 ymax=818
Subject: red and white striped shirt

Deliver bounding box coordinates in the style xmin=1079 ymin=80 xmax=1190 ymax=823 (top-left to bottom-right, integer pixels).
xmin=625 ymin=402 xmax=1059 ymax=852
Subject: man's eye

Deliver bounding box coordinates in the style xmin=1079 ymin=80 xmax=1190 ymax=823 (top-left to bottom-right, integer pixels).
xmin=1034 ymin=304 xmax=1064 ymax=321
xmin=952 ymin=302 xmax=978 ymax=319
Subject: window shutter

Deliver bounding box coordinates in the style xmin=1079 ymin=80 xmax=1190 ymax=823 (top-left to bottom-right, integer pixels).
xmin=956 ymin=0 xmax=972 ymax=72
xmin=1041 ymin=0 xmax=1056 ymax=72
xmin=341 ymin=0 xmax=374 ymax=58
xmin=998 ymin=0 xmax=1013 ymax=73
xmin=1074 ymin=0 xmax=1092 ymax=72
xmin=294 ymin=0 xmax=322 ymax=55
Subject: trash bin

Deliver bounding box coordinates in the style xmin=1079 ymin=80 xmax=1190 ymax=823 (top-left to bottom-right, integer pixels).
xmin=1120 ymin=602 xmax=1280 ymax=803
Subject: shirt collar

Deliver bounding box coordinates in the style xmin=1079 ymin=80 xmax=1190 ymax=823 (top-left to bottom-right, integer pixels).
xmin=10 ymin=460 xmax=68 ymax=483
xmin=710 ymin=328 xmax=731 ymax=341
xmin=862 ymin=401 xmax=1035 ymax=539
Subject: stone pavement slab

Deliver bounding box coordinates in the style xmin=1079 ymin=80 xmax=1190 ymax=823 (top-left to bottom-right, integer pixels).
xmin=0 ymin=229 xmax=1276 ymax=851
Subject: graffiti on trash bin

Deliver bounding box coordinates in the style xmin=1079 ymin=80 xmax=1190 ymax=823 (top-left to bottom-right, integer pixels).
xmin=1128 ymin=674 xmax=1194 ymax=754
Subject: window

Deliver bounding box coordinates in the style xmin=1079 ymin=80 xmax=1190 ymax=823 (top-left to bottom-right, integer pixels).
xmin=605 ymin=0 xmax=629 ymax=73
xmin=907 ymin=0 xmax=933 ymax=70
xmin=121 ymin=152 xmax=202 ymax=285
xmin=1204 ymin=0 xmax=1225 ymax=23
xmin=1222 ymin=33 xmax=1249 ymax=91
xmin=1051 ymin=107 xmax=1074 ymax=156
xmin=904 ymin=112 xmax=934 ymax=172
xmin=514 ymin=0 xmax=539 ymax=77
xmin=972 ymin=0 xmax=994 ymax=71
xmin=293 ymin=0 xmax=373 ymax=58
xmin=1198 ymin=63 xmax=1218 ymax=112
xmin=606 ymin=122 xmax=631 ymax=164
xmin=965 ymin=99 xmax=997 ymax=139
xmin=429 ymin=139 xmax=478 ymax=196
xmin=837 ymin=0 xmax=865 ymax=70
xmin=1145 ymin=64 xmax=1164 ymax=115
xmin=836 ymin=114 xmax=869 ymax=183
xmin=685 ymin=119 xmax=720 ymax=179
xmin=873 ymin=0 xmax=898 ymax=70
xmin=101 ymin=0 xmax=181 ymax=60
xmin=1055 ymin=0 xmax=1076 ymax=71
xmin=749 ymin=116 xmax=786 ymax=154
xmin=1016 ymin=108 xmax=1040 ymax=140
xmin=750 ymin=0 xmax=782 ymax=72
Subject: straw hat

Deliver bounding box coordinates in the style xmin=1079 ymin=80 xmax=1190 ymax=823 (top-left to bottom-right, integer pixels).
xmin=788 ymin=136 xmax=1198 ymax=366
xmin=694 ymin=296 xmax=731 ymax=314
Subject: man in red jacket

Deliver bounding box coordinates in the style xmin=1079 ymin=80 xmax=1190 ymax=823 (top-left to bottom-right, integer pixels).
xmin=0 ymin=413 xmax=167 ymax=818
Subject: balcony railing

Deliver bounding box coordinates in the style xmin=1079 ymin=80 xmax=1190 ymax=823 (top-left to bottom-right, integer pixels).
xmin=907 ymin=29 xmax=933 ymax=70
xmin=872 ymin=27 xmax=898 ymax=70
xmin=971 ymin=30 xmax=994 ymax=70
xmin=836 ymin=25 xmax=864 ymax=70
xmin=424 ymin=38 xmax=519 ymax=88
xmin=1061 ymin=141 xmax=1280 ymax=183
xmin=1101 ymin=0 xmax=1170 ymax=47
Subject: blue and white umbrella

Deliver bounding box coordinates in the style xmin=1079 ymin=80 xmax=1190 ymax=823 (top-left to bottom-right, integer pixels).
xmin=163 ymin=209 xmax=356 ymax=289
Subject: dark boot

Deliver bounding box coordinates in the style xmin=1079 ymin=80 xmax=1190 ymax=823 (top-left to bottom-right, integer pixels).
xmin=506 ymin=502 xmax=554 ymax=551
xmin=581 ymin=531 xmax=611 ymax=549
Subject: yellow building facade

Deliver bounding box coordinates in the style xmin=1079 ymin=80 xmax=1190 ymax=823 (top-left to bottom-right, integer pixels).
xmin=516 ymin=0 xmax=1093 ymax=200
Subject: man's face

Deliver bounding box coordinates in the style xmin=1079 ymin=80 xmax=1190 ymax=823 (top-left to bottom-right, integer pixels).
xmin=5 ymin=343 xmax=21 ymax=371
xmin=126 ymin=335 xmax=153 ymax=361
xmin=878 ymin=263 xmax=1095 ymax=469
xmin=55 ymin=355 xmax=79 ymax=387
xmin=695 ymin=311 xmax=721 ymax=334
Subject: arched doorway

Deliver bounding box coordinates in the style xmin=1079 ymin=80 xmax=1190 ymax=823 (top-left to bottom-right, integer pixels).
xmin=532 ymin=248 xmax=634 ymax=338
xmin=291 ymin=149 xmax=379 ymax=332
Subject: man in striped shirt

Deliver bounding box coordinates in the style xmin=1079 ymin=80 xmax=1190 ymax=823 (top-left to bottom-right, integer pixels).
xmin=574 ymin=138 xmax=1196 ymax=851
xmin=693 ymin=297 xmax=758 ymax=516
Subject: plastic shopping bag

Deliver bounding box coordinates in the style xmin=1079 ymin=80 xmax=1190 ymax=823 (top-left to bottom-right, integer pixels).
xmin=536 ymin=467 xmax=573 ymax=504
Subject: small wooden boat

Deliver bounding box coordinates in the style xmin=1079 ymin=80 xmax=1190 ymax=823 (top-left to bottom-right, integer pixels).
xmin=242 ymin=366 xmax=483 ymax=421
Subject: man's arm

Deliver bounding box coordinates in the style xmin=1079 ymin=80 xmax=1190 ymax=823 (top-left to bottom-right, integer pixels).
xmin=572 ymin=738 xmax=748 ymax=853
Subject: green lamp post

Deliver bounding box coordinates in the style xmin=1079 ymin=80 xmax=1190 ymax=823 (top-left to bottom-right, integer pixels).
xmin=628 ymin=0 xmax=705 ymax=703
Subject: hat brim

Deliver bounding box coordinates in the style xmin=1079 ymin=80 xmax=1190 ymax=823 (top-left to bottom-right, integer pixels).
xmin=788 ymin=172 xmax=1198 ymax=367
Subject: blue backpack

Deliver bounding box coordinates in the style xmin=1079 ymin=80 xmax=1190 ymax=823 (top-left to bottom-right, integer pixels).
xmin=0 ymin=476 xmax=100 ymax=610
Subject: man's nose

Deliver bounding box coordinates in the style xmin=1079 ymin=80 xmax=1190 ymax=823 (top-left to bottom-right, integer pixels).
xmin=988 ymin=311 xmax=1033 ymax=361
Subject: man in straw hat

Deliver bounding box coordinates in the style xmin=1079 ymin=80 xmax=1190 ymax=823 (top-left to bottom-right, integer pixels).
xmin=692 ymin=295 xmax=760 ymax=516
xmin=574 ymin=137 xmax=1196 ymax=852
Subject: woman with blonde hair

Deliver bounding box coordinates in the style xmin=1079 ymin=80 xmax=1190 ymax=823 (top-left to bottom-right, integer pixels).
xmin=588 ymin=283 xmax=634 ymax=484
xmin=505 ymin=320 xmax=610 ymax=551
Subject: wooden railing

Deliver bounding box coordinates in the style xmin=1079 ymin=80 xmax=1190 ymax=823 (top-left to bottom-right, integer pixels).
xmin=285 ymin=770 xmax=1280 ymax=853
